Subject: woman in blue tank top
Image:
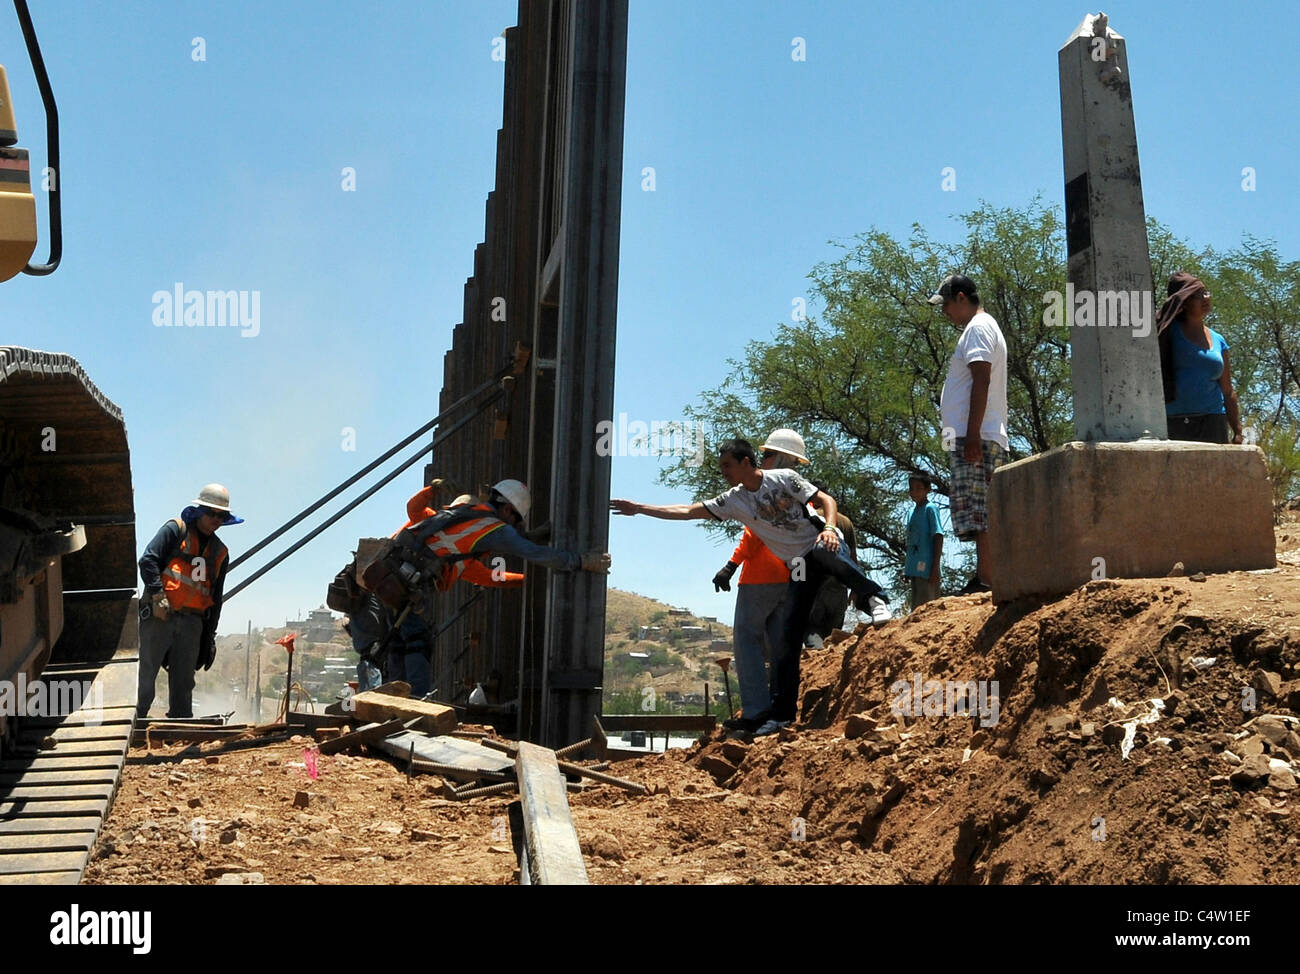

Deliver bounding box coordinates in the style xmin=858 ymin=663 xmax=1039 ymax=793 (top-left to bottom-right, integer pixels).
xmin=1155 ymin=272 xmax=1243 ymax=444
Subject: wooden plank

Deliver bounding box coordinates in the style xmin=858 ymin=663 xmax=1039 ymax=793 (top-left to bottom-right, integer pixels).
xmin=0 ymin=752 xmax=126 ymax=774
xmin=0 ymin=816 xmax=103 ymax=835
xmin=286 ymin=711 xmax=353 ymax=731
xmin=0 ymin=798 xmax=109 ymax=818
xmin=0 ymin=850 xmax=90 ymax=875
xmin=130 ymin=727 xmax=246 ymax=744
xmin=20 ymin=708 xmax=136 ymax=728
xmin=318 ymin=719 xmax=405 ymax=756
xmin=597 ymin=714 xmax=717 ymax=732
xmin=18 ymin=724 xmax=133 ymax=743
xmin=8 ymin=739 xmax=128 ymax=758
xmin=0 ymin=831 xmax=96 ymax=853
xmin=0 ymin=869 xmax=82 ymax=885
xmin=351 ymin=691 xmax=457 ymax=735
xmin=0 ymin=783 xmax=114 ymax=802
xmin=515 ymin=742 xmax=588 ymax=885
xmin=371 ymin=732 xmax=513 ymax=775
xmin=0 ymin=768 xmax=120 ymax=787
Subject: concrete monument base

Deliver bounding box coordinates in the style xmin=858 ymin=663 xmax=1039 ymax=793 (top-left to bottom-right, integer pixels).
xmin=988 ymin=441 xmax=1275 ymax=602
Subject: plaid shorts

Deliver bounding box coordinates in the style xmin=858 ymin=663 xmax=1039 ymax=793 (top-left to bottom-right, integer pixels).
xmin=949 ymin=437 xmax=1007 ymax=540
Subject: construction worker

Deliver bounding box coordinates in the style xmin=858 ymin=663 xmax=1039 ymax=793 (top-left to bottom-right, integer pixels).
xmin=390 ymin=479 xmax=611 ymax=696
xmin=136 ymin=484 xmax=243 ymax=718
xmin=613 ymin=438 xmax=889 ymax=736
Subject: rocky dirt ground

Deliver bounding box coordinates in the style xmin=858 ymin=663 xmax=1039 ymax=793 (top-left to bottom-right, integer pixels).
xmin=86 ymin=518 xmax=1300 ymax=885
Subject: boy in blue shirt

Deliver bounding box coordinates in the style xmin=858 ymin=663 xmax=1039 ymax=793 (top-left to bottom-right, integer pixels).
xmin=904 ymin=474 xmax=943 ymax=609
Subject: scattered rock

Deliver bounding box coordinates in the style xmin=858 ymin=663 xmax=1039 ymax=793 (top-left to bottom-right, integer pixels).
xmin=204 ymin=755 xmax=220 ymax=765
xmin=1047 ymin=714 xmax=1078 ymax=735
xmin=204 ymin=863 xmax=245 ymax=879
xmin=1168 ymin=562 xmax=1185 ymax=577
xmin=1251 ymin=671 xmax=1283 ymax=700
xmin=215 ymin=872 xmax=265 ymax=885
xmin=1269 ymin=767 xmax=1297 ymax=792
xmin=1251 ymin=717 xmax=1290 ymax=745
xmin=698 ymin=754 xmax=739 ymax=785
xmin=292 ymin=790 xmax=310 ymax=809
xmin=409 ymin=829 xmax=437 ymax=842
xmin=872 ymin=726 xmax=902 ymax=745
xmin=1190 ymin=572 xmax=1207 ymax=582
xmin=1239 ymin=737 xmax=1266 ymax=758
xmin=1080 ymin=722 xmax=1096 ymax=738
xmin=186 ymin=797 xmax=202 ymax=809
xmin=580 ymin=830 xmax=625 ymax=861
xmin=969 ymin=729 xmax=991 ymax=749
xmin=1230 ymin=754 xmax=1272 ymax=788
xmin=1033 ymin=766 xmax=1061 ymax=788
xmin=219 ymin=829 xmax=238 ymax=845
xmin=720 ymin=740 xmax=749 ymax=764
xmin=844 ymin=713 xmax=878 ymax=740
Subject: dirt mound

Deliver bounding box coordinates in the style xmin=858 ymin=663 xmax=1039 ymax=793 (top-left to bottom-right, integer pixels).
xmin=683 ymin=566 xmax=1300 ymax=884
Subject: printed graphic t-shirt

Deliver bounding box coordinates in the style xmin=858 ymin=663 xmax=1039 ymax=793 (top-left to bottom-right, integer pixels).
xmin=703 ymin=468 xmax=820 ymax=568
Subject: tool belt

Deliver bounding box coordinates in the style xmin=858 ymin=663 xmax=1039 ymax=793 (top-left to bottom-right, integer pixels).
xmin=358 ymin=528 xmax=475 ymax=617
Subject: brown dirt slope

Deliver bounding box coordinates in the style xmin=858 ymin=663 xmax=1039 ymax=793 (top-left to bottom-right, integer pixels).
xmin=681 ymin=552 xmax=1300 ymax=883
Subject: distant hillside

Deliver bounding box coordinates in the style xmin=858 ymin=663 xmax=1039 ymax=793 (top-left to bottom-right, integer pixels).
xmin=603 ymin=588 xmax=735 ymax=711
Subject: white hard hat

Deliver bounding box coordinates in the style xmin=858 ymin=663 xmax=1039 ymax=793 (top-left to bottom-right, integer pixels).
xmin=759 ymin=429 xmax=810 ymax=464
xmin=193 ymin=483 xmax=233 ymax=512
xmin=491 ymin=479 xmax=532 ymax=519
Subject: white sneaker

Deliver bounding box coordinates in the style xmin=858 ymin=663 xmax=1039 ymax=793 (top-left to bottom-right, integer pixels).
xmin=867 ymin=596 xmax=891 ymax=627
xmin=754 ymin=719 xmax=783 ymax=737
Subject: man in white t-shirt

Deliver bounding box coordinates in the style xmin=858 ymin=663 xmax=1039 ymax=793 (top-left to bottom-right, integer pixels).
xmin=611 ymin=438 xmax=889 ymax=735
xmin=930 ymin=274 xmax=1009 ymax=593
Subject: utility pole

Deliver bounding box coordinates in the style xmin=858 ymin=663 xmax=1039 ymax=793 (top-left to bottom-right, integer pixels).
xmin=244 ymin=620 xmax=251 ymax=715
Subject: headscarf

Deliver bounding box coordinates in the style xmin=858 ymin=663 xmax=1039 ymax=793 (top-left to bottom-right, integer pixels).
xmin=1154 ymin=271 xmax=1208 ymax=404
xmin=181 ymin=505 xmax=244 ymax=527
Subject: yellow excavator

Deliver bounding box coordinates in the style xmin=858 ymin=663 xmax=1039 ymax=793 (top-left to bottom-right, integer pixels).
xmin=0 ymin=1 xmax=137 ymax=884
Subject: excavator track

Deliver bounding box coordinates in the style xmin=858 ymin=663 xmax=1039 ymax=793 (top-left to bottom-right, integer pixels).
xmin=0 ymin=346 xmax=136 ymax=883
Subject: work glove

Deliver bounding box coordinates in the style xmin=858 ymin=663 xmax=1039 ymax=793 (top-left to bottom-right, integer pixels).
xmin=149 ymin=590 xmax=171 ymax=621
xmin=581 ymin=551 xmax=611 ymax=573
xmin=198 ymin=635 xmax=216 ymax=671
xmin=713 ymin=561 xmax=739 ymax=593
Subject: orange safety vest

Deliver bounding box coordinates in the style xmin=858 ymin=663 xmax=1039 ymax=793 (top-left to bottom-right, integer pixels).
xmin=408 ymin=504 xmax=507 ymax=592
xmin=160 ymin=517 xmax=228 ymax=612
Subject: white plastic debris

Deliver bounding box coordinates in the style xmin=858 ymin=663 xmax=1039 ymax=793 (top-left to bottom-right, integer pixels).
xmin=1187 ymin=656 xmax=1217 ymax=671
xmin=1269 ymin=758 xmax=1294 ymax=774
xmin=1119 ymin=699 xmax=1166 ymax=760
xmin=961 ymin=747 xmax=972 ymax=764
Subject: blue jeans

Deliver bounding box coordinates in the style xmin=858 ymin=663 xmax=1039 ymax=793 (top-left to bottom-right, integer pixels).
xmin=732 ymin=582 xmax=787 ymax=719
xmin=397 ymin=612 xmax=432 ymax=697
xmin=771 ymin=544 xmax=883 ymax=721
xmin=356 ymin=659 xmax=382 ymax=691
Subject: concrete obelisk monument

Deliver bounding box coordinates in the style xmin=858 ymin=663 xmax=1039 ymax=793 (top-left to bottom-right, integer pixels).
xmin=1059 ymin=13 xmax=1167 ymax=442
xmin=987 ymin=13 xmax=1274 ymax=601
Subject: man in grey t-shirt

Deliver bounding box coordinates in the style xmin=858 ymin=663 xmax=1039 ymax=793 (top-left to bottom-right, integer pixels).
xmin=611 ymin=438 xmax=889 ymax=734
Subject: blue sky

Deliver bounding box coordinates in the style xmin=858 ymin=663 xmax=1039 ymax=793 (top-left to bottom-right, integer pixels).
xmin=4 ymin=1 xmax=1296 ymax=633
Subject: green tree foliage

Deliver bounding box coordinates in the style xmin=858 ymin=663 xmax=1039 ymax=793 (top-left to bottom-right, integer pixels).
xmin=659 ymin=200 xmax=1299 ymax=593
